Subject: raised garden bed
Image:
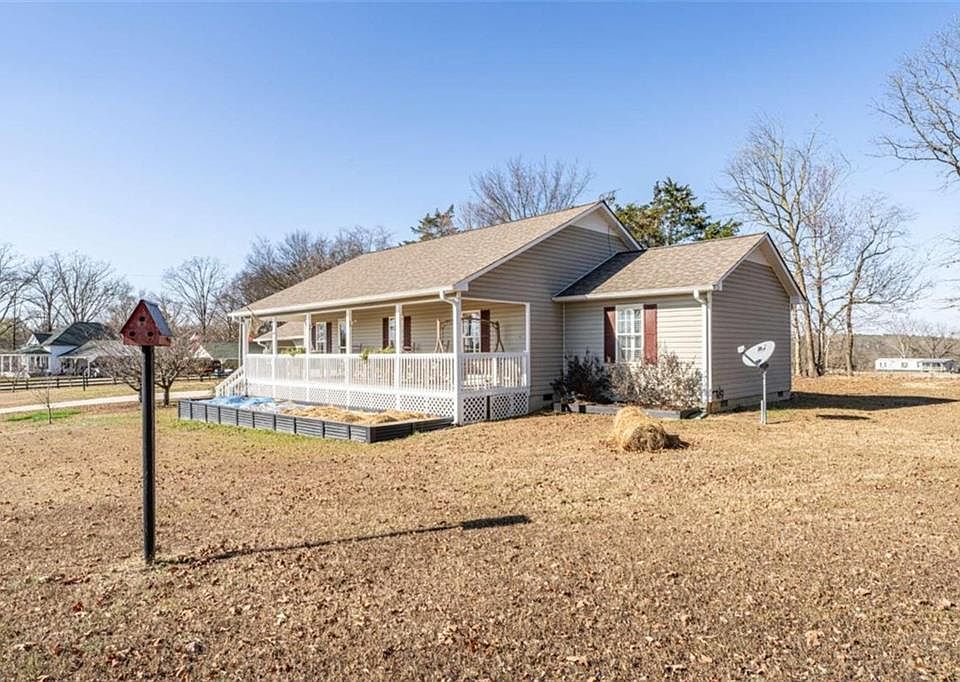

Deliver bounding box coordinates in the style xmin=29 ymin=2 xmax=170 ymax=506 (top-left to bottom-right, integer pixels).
xmin=554 ymin=400 xmax=700 ymax=420
xmin=177 ymin=399 xmax=452 ymax=443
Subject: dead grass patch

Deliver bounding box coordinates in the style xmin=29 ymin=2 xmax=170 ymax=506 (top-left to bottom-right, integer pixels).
xmin=0 ymin=374 xmax=958 ymax=679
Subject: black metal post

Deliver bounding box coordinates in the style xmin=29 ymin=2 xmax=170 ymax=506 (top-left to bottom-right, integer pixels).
xmin=141 ymin=345 xmax=156 ymax=563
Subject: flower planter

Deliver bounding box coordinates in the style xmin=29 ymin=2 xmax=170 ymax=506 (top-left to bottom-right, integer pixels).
xmin=554 ymin=400 xmax=700 ymax=420
xmin=176 ymin=399 xmax=452 ymax=443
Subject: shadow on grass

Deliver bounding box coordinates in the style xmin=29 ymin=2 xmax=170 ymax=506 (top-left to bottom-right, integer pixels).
xmin=789 ymin=392 xmax=956 ymax=412
xmin=817 ymin=414 xmax=871 ymax=421
xmin=164 ymin=514 xmax=531 ymax=566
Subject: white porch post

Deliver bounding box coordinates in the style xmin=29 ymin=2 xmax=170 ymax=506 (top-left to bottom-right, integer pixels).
xmin=270 ymin=318 xmax=278 ymax=399
xmin=344 ymin=309 xmax=353 ymax=402
xmin=238 ymin=319 xmax=246 ymax=368
xmin=524 ymin=302 xmax=531 ymax=386
xmin=451 ymin=295 xmax=463 ymax=424
xmin=304 ymin=313 xmax=312 ymax=356
xmin=303 ymin=312 xmax=312 ymax=385
xmin=394 ymin=303 xmax=403 ymax=408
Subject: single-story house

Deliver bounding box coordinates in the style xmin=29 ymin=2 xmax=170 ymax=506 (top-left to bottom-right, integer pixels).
xmin=194 ymin=341 xmax=262 ymax=369
xmin=252 ymin=324 xmax=303 ymax=353
xmin=0 ymin=322 xmax=115 ymax=377
xmin=222 ymin=201 xmax=802 ymax=424
xmin=875 ymin=357 xmax=956 ymax=373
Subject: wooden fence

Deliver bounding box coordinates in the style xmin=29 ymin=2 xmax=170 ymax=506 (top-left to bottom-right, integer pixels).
xmin=0 ymin=374 xmax=214 ymax=393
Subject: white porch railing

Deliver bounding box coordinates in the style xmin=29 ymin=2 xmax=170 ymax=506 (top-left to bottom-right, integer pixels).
xmin=461 ymin=352 xmax=527 ymax=391
xmin=242 ymin=352 xmax=527 ymax=396
xmin=228 ymin=351 xmax=528 ymax=422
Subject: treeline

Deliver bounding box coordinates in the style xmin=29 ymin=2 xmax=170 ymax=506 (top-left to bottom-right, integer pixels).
xmin=0 ymin=156 xmax=737 ymax=351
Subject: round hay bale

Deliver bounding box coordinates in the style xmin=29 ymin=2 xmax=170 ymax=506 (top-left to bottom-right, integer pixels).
xmin=612 ymin=405 xmax=650 ymax=433
xmin=610 ymin=406 xmax=669 ymax=452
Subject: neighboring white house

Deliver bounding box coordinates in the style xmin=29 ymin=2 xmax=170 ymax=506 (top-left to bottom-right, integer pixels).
xmin=875 ymin=357 xmax=956 ymax=373
xmin=220 ymin=201 xmax=803 ymax=423
xmin=0 ymin=322 xmax=115 ymax=377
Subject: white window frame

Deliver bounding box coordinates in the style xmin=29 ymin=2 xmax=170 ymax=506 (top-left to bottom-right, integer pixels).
xmin=615 ymin=304 xmax=645 ymax=364
xmin=312 ymin=322 xmax=327 ymax=354
xmin=338 ymin=319 xmax=348 ymax=354
xmin=387 ymin=316 xmax=397 ymax=348
xmin=462 ymin=310 xmax=482 ymax=353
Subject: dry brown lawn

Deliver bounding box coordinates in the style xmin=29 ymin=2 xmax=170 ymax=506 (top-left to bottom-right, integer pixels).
xmin=1 ymin=374 xmax=958 ymax=679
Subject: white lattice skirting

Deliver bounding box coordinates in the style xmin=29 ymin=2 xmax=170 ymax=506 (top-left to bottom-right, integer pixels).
xmin=243 ymin=381 xmax=528 ymax=424
xmin=460 ymin=390 xmax=530 ymax=424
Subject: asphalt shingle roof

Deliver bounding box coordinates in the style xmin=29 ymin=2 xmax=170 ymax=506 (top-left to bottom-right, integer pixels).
xmin=555 ymin=233 xmax=768 ymax=298
xmin=241 ymin=203 xmax=605 ymax=314
xmin=43 ymin=322 xmax=115 ymax=348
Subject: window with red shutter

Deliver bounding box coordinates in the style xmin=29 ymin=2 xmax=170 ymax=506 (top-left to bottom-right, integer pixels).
xmin=643 ymin=304 xmax=658 ymax=364
xmin=603 ymin=307 xmax=616 ymax=363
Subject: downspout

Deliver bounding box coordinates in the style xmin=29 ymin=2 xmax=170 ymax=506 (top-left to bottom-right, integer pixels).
xmin=693 ymin=289 xmax=712 ymax=410
xmin=439 ymin=289 xmax=463 ymax=425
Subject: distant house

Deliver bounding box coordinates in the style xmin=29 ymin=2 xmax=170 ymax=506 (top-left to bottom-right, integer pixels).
xmin=219 ymin=201 xmax=802 ymax=423
xmin=0 ymin=322 xmax=115 ymax=377
xmin=875 ymin=357 xmax=956 ymax=373
xmin=252 ymin=323 xmax=303 ymax=353
xmin=194 ymin=341 xmax=261 ymax=369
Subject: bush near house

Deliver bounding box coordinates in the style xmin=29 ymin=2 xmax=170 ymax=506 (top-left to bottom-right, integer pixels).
xmin=610 ymin=352 xmax=702 ymax=411
xmin=552 ymin=352 xmax=611 ymax=402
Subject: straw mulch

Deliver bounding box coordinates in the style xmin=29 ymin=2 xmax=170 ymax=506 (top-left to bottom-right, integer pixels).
xmin=281 ymin=405 xmax=431 ymax=424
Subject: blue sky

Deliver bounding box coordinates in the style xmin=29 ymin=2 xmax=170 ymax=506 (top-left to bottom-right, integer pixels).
xmin=1 ymin=3 xmax=958 ymax=326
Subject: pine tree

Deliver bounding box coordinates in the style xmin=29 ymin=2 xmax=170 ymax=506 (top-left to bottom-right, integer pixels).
xmin=408 ymin=205 xmax=458 ymax=242
xmin=615 ymin=178 xmax=740 ymax=248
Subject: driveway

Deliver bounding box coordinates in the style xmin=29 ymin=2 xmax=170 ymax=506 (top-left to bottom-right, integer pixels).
xmin=0 ymin=390 xmax=213 ymax=416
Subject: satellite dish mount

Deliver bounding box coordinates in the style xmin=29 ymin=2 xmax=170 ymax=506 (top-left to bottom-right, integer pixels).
xmin=738 ymin=341 xmax=775 ymax=425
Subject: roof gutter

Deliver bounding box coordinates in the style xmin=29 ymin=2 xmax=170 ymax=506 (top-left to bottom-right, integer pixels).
xmin=228 ymin=286 xmax=461 ymax=318
xmin=552 ymin=285 xmax=715 ymax=302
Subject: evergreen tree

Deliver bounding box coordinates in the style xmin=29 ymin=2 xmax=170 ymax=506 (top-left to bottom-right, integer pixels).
xmin=614 ymin=178 xmax=740 ymax=248
xmin=408 ymin=205 xmax=458 ymax=242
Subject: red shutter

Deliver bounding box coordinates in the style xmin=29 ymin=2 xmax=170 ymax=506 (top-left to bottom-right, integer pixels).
xmin=603 ymin=307 xmax=616 ymax=363
xmin=644 ymin=304 xmax=658 ymax=364
xmin=403 ymin=315 xmax=412 ymax=350
xmin=480 ymin=309 xmax=491 ymax=352
xmin=325 ymin=321 xmax=333 ymax=354
xmin=382 ymin=317 xmax=389 ymax=348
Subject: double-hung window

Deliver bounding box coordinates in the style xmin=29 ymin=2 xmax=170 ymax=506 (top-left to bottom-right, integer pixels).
xmin=462 ymin=311 xmax=482 ymax=353
xmin=616 ymin=307 xmax=644 ymax=363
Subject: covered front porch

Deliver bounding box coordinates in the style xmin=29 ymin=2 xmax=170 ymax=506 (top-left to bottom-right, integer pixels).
xmin=220 ymin=294 xmax=531 ymax=424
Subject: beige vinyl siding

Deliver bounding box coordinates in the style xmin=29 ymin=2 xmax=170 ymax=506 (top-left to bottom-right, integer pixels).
xmin=563 ymin=295 xmax=703 ymax=370
xmin=710 ymin=260 xmax=792 ymax=405
xmin=466 ymin=224 xmax=629 ymax=407
xmin=306 ymin=301 xmax=526 ymax=354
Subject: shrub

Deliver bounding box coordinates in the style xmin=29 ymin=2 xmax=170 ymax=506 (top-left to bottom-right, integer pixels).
xmin=610 ymin=352 xmax=703 ymax=410
xmin=552 ymin=352 xmax=611 ymax=402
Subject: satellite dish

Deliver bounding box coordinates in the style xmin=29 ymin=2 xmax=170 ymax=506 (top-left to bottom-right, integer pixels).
xmin=738 ymin=341 xmax=775 ymax=369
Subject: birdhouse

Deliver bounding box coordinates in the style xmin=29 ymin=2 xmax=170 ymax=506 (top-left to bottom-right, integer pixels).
xmin=121 ymin=299 xmax=173 ymax=347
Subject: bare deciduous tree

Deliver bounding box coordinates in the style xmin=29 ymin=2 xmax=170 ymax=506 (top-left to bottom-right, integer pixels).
xmin=721 ymin=119 xmax=846 ymax=376
xmin=229 ymin=226 xmax=390 ymax=309
xmin=885 ymin=315 xmax=960 ymax=358
xmin=23 ymin=257 xmax=63 ymax=332
xmin=459 ymin=156 xmax=593 ymax=228
xmin=100 ymin=333 xmax=198 ymax=406
xmin=50 ymin=252 xmax=130 ymax=324
xmin=877 ymin=21 xmax=960 ymax=303
xmin=877 ymin=21 xmax=960 ymax=184
xmin=162 ymin=256 xmax=228 ymax=339
xmin=0 ymin=245 xmax=33 ymax=350
xmin=837 ymin=198 xmax=927 ymax=374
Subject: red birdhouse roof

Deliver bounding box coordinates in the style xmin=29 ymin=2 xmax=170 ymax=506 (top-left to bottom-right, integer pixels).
xmin=120 ymin=299 xmax=173 ymax=347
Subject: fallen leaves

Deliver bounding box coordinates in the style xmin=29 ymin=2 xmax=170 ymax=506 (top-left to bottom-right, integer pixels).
xmin=1 ymin=374 xmax=960 ymax=678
